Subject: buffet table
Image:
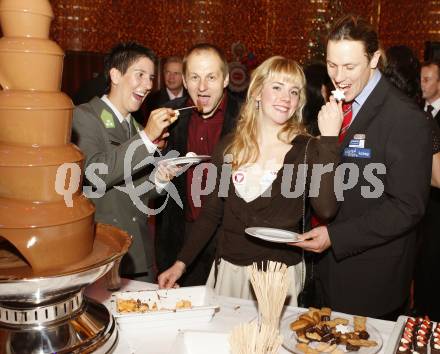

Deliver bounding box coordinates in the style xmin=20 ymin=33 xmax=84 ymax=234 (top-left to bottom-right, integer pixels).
xmin=86 ymin=278 xmax=396 ymax=354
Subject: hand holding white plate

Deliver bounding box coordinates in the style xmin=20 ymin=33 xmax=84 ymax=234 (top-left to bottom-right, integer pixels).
xmin=160 ymin=154 xmax=211 ymax=167
xmin=245 ymin=227 xmax=301 ymax=243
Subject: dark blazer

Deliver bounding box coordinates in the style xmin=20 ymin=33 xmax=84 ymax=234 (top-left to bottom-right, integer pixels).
xmin=414 ymin=103 xmax=440 ymax=320
xmin=318 ymin=76 xmax=432 ymax=317
xmin=143 ymin=87 xmax=188 ymax=119
xmin=72 ymin=97 xmax=160 ymax=280
xmin=155 ymin=92 xmax=241 ymax=273
xmin=433 ymin=110 xmax=440 ymax=125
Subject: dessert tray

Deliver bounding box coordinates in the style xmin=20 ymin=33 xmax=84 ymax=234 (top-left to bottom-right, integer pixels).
xmin=108 ymin=285 xmax=219 ymax=330
xmin=384 ymin=315 xmax=439 ymax=354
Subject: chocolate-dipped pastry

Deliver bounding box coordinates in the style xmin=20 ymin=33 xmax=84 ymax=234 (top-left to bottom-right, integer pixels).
xmin=414 ymin=340 xmax=428 ymax=354
xmin=346 ymin=343 xmax=360 ymax=351
xmin=359 ymin=330 xmax=370 ymax=340
xmin=396 ymin=342 xmax=411 ymax=354
xmin=431 ymin=337 xmax=440 ymax=354
xmin=431 ymin=325 xmax=440 ymax=354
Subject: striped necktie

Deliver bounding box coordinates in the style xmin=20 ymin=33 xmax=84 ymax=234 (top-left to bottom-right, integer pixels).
xmin=427 ymin=105 xmax=434 ymax=120
xmin=339 ymin=102 xmax=353 ymax=143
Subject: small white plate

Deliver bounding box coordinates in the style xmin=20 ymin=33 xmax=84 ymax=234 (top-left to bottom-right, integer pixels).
xmin=245 ymin=227 xmax=301 ymax=243
xmin=161 ymin=155 xmax=211 ymax=167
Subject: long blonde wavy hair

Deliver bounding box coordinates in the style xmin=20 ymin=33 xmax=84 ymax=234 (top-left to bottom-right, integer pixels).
xmin=225 ymin=56 xmax=307 ymax=170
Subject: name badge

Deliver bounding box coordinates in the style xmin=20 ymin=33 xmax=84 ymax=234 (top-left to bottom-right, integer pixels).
xmin=343 ymin=147 xmax=372 ymax=159
xmin=348 ymin=139 xmax=365 ymax=148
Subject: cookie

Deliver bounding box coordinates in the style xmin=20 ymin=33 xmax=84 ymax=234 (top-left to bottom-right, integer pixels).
xmin=347 ymin=339 xmax=378 ymax=347
xmin=291 ymin=319 xmax=312 ymax=331
xmin=353 ymin=316 xmax=367 ymax=332
xmin=323 ymin=318 xmax=349 ymax=328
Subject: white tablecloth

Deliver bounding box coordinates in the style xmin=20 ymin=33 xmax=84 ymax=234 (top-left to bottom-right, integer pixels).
xmin=86 ymin=278 xmax=396 ymax=354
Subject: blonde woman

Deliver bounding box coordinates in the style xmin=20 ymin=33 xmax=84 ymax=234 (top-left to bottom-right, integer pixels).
xmin=158 ymin=56 xmax=342 ymax=305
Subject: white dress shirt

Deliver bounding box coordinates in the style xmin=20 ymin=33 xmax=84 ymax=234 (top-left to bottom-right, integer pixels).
xmin=425 ymin=97 xmax=440 ymax=118
xmin=166 ymin=88 xmax=184 ymax=100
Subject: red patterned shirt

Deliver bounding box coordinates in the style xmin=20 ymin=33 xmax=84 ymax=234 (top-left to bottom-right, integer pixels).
xmin=186 ymin=93 xmax=228 ymax=221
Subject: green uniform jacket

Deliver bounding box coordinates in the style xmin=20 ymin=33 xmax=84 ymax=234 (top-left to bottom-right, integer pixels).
xmin=72 ymin=96 xmax=160 ymax=280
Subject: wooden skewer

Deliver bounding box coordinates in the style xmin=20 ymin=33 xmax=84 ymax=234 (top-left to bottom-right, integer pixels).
xmin=171 ymin=103 xmax=203 ymax=123
xmin=175 ymin=105 xmax=199 ymax=112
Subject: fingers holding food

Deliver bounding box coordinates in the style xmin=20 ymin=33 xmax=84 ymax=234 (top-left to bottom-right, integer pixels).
xmin=144 ymin=108 xmax=176 ymax=141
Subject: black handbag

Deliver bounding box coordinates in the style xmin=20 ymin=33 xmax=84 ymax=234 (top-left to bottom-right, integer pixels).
xmin=297 ymin=137 xmax=318 ymax=308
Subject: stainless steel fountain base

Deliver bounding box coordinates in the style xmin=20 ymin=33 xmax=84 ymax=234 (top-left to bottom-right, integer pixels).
xmin=0 ymin=295 xmax=118 ymax=354
xmin=0 ymin=224 xmax=132 ymax=354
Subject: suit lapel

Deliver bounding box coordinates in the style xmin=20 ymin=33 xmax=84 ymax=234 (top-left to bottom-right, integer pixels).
xmin=339 ymin=77 xmax=389 ymax=152
xmin=160 ymin=88 xmax=171 ymax=104
xmin=434 ymin=111 xmax=440 ymax=126
xmin=221 ymin=93 xmax=241 ymax=137
xmin=89 ymin=97 xmax=127 ymax=143
xmin=167 ymin=108 xmax=191 ymax=155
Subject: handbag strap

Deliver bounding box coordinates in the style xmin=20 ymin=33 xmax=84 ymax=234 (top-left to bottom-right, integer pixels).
xmin=300 ymin=137 xmax=312 ymax=291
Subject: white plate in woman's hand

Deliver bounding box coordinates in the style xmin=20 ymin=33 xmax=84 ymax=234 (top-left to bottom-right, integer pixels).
xmin=245 ymin=227 xmax=301 ymax=243
xmin=160 ymin=155 xmax=211 ymax=167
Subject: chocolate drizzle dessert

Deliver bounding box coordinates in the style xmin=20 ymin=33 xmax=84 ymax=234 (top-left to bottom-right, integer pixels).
xmin=395 ymin=317 xmax=437 ymax=354
xmin=0 ymin=0 xmax=131 ymax=352
xmin=432 ymin=323 xmax=440 ymax=354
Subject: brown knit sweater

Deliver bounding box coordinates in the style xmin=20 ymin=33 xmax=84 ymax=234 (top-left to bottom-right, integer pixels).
xmin=178 ymin=134 xmax=340 ymax=268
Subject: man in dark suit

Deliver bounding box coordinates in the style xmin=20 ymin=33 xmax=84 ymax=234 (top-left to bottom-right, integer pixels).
xmin=421 ymin=60 xmax=440 ymax=123
xmin=295 ymin=15 xmax=432 ymax=319
xmin=155 ymin=43 xmax=241 ymax=286
xmin=143 ymin=56 xmax=187 ymax=121
xmin=414 ymin=59 xmax=440 ymax=321
xmin=72 ymin=42 xmax=177 ymax=282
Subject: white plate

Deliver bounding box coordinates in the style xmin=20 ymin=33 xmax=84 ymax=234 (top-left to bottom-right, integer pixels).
xmin=245 ymin=227 xmax=301 ymax=243
xmin=161 ymin=155 xmax=211 ymax=167
xmin=280 ymin=312 xmax=383 ymax=354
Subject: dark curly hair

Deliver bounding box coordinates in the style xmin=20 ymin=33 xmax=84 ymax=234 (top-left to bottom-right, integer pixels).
xmin=383 ymin=45 xmax=421 ymax=103
xmin=303 ymin=62 xmax=334 ymax=136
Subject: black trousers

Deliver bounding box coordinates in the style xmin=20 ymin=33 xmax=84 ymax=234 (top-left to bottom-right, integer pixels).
xmin=413 ymin=188 xmax=440 ymax=321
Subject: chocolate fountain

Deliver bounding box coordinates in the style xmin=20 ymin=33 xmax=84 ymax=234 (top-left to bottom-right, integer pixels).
xmin=0 ymin=0 xmax=131 ymax=352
